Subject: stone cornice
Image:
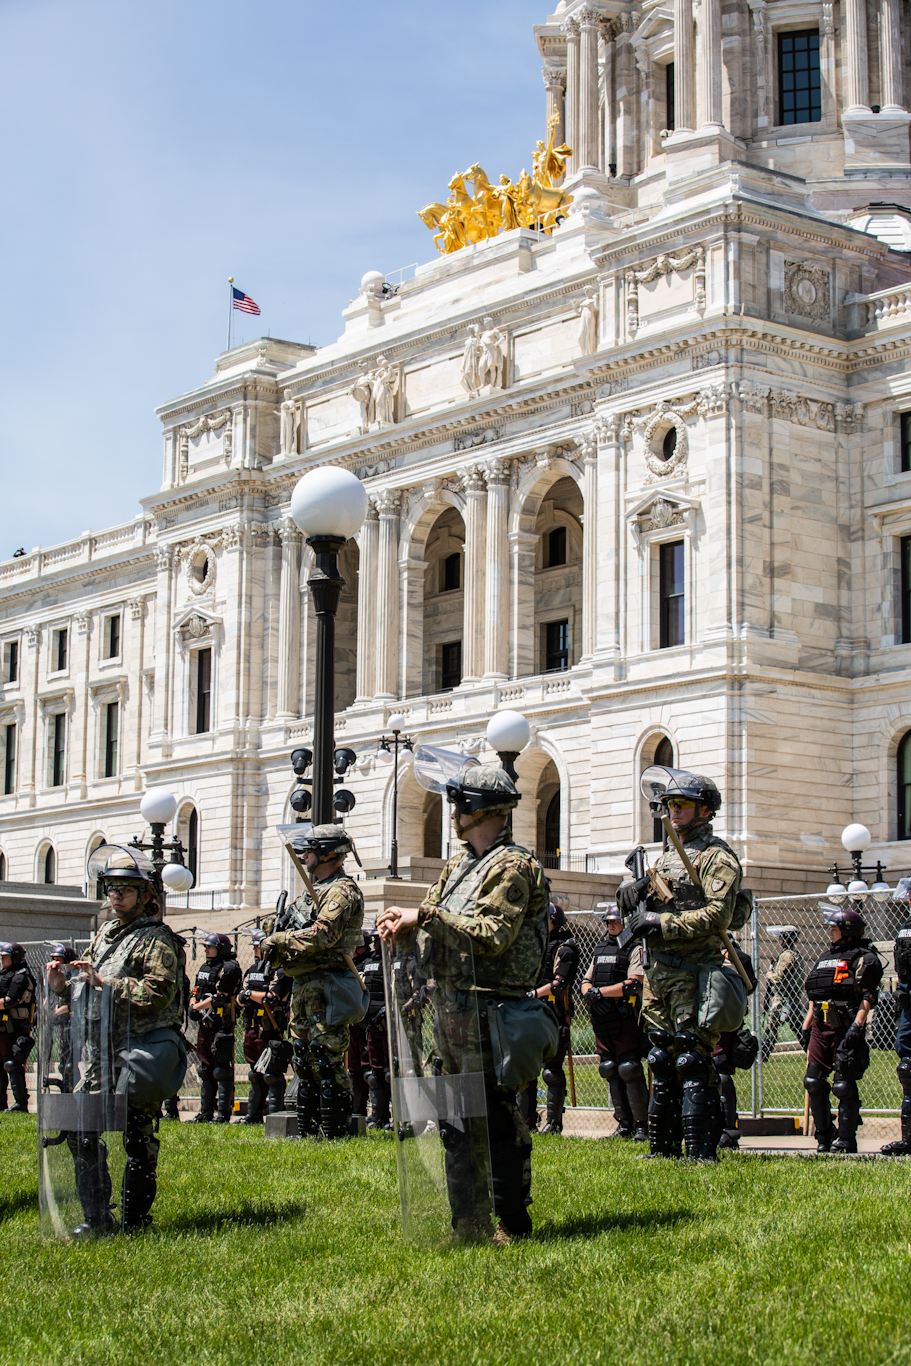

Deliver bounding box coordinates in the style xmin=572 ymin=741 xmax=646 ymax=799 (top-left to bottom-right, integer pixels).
xmin=156 ymin=376 xmax=281 ymax=427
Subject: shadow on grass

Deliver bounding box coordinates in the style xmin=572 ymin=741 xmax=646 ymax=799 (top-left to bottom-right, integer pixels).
xmin=163 ymin=1200 xmax=307 ymax=1235
xmin=0 ymin=1190 xmax=37 ymax=1221
xmin=538 ymin=1207 xmax=695 ymax=1241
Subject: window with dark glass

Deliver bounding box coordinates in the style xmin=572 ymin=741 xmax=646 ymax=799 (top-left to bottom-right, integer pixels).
xmin=55 ymin=628 xmax=68 ymax=673
xmin=544 ymin=791 xmax=561 ymax=869
xmin=544 ymin=619 xmax=570 ymax=672
xmin=902 ymin=536 xmax=911 ymax=645
xmin=652 ymin=736 xmax=675 ymax=842
xmin=104 ymin=702 xmax=119 ymax=778
xmin=4 ymin=641 xmax=18 ymax=684
xmin=546 ymin=526 xmax=567 ymax=568
xmin=44 ymin=845 xmax=55 ymax=884
xmin=0 ymin=851 xmax=5 ymax=880
xmin=442 ymin=553 xmax=461 ymax=591
xmin=188 ymin=808 xmax=199 ymax=882
xmin=4 ymin=724 xmax=16 ymax=796
xmin=106 ymin=614 xmax=121 ymax=659
xmin=899 ymin=731 xmax=911 ymax=840
xmin=778 ymin=31 xmax=821 ymax=125
xmin=665 ymin=62 xmax=675 ymax=132
xmin=440 ymin=641 xmax=462 ymax=691
xmin=659 ymin=541 xmax=685 ymax=648
xmin=51 ymin=713 xmax=66 ymax=787
xmin=194 ymin=648 xmax=212 ymax=734
xmin=901 ymin=412 xmax=911 ymax=473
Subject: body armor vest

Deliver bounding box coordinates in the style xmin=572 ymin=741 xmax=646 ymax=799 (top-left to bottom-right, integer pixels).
xmin=241 ymin=962 xmax=287 ymax=1031
xmin=90 ymin=917 xmax=186 ymax=1036
xmin=805 ymin=943 xmax=868 ymax=1007
xmin=587 ymin=938 xmax=634 ymax=1026
xmin=894 ymin=920 xmax=911 ymax=983
xmin=426 ymin=840 xmax=548 ymax=995
xmin=361 ymin=955 xmax=386 ymax=1016
xmin=195 ymin=960 xmax=232 ymax=997
xmin=0 ymin=965 xmax=36 ymax=1028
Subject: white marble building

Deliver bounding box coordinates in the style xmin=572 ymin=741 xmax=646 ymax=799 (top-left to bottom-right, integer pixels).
xmin=3 ymin=0 xmax=911 ymax=912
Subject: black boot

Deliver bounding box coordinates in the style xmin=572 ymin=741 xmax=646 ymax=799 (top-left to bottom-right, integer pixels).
xmin=121 ymin=1159 xmax=156 ymax=1231
xmin=245 ymin=1072 xmax=267 ymax=1125
xmin=266 ymin=1081 xmax=286 ymax=1115
xmin=831 ymin=1074 xmax=860 ymax=1153
xmin=162 ymin=1095 xmax=180 ymax=1120
xmin=214 ymin=1076 xmax=234 ymax=1123
xmin=539 ymin=1086 xmax=565 ymax=1135
xmin=682 ymin=1077 xmax=722 ymax=1161
xmin=717 ymin=1071 xmax=740 ymax=1149
xmin=607 ymin=1080 xmax=633 ymax=1137
xmin=805 ymin=1071 xmax=834 ymax=1152
xmin=644 ymin=1038 xmax=683 ymax=1158
xmin=319 ymin=1075 xmax=353 ymax=1140
xmin=296 ymin=1074 xmax=320 ymax=1138
xmin=366 ymin=1086 xmax=390 ymax=1130
xmin=883 ymin=1058 xmax=911 ymax=1155
xmin=195 ymin=1068 xmax=216 ymax=1123
xmin=7 ymin=1065 xmax=29 ymax=1113
xmin=68 ymin=1134 xmax=117 ymax=1237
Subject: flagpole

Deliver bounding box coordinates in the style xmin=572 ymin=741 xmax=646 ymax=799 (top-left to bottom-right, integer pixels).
xmin=227 ymin=277 xmax=234 ymax=353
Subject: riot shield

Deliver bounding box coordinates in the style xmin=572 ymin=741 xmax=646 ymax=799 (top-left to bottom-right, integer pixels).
xmin=383 ymin=935 xmax=494 ymax=1245
xmin=37 ymin=965 xmax=128 ymax=1240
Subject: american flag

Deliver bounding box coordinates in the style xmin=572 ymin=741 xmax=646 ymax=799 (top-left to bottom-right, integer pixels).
xmin=232 ymin=286 xmax=261 ymax=316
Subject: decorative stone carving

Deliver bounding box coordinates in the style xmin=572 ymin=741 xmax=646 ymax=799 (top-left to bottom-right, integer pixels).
xmin=183 ymin=614 xmax=209 ymax=640
xmin=571 ymin=395 xmax=595 ymax=417
xmin=738 ymin=381 xmax=770 ymax=412
xmin=352 ymin=357 xmax=401 ymax=428
xmin=835 ymin=402 xmax=865 ymax=432
xmin=219 ymin=497 xmax=237 ymax=513
xmin=642 ymin=498 xmax=685 ymax=531
xmin=626 ymin=247 xmax=707 ymax=337
xmin=485 ymin=457 xmax=510 ymax=485
xmin=692 ymin=349 xmax=722 ymax=371
xmin=816 ymin=402 xmax=835 ymax=432
xmin=74 ymin=612 xmax=91 ymax=635
xmin=24 ymin=624 xmax=40 ymax=647
xmin=696 ymin=383 xmax=729 ymax=418
xmin=578 ymin=288 xmax=599 ymax=356
xmin=453 ymin=426 xmax=501 ymax=452
xmin=560 ymin=16 xmax=579 ymax=37
xmin=542 ymin=65 xmax=567 ymax=89
xmin=184 ymin=410 xmax=231 ymax=440
xmin=186 ymin=541 xmax=216 ymax=596
xmin=128 ymin=598 xmax=144 ymax=621
xmin=634 ymin=400 xmax=691 ymax=477
xmin=574 ymin=430 xmax=598 ymax=462
xmin=156 ymin=546 xmax=173 ymax=573
xmin=479 ymin=318 xmax=507 ymax=391
xmin=785 ymin=262 xmax=831 ymax=321
xmin=458 ymin=465 xmax=487 ymax=494
xmin=354 ymin=458 xmax=392 ymax=479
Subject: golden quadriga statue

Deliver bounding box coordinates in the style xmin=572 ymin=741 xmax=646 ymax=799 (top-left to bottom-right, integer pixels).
xmin=418 ymin=115 xmax=573 ymax=255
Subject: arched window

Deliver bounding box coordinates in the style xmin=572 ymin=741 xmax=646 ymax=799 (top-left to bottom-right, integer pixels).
xmin=188 ymin=808 xmax=198 ymax=881
xmin=899 ymin=732 xmax=911 ymax=841
xmin=44 ymin=845 xmax=56 ymax=884
xmin=653 ymin=735 xmax=675 ymax=842
xmin=544 ymin=791 xmax=561 ymax=869
xmin=0 ymin=851 xmax=6 ymax=880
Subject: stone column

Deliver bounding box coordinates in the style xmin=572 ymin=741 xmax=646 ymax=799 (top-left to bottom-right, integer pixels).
xmin=674 ymin=0 xmax=696 ymax=131
xmin=543 ymin=65 xmax=567 ymax=149
xmin=595 ymin=415 xmax=622 ymax=660
xmin=578 ymin=7 xmax=601 ymax=168
xmin=881 ymin=0 xmax=904 ymax=110
xmin=844 ymin=0 xmax=870 ymax=112
xmin=399 ymin=556 xmax=428 ymax=698
xmin=374 ymin=491 xmax=400 ymax=700
xmin=354 ymin=503 xmax=379 ymax=702
xmin=698 ymin=0 xmax=724 ymax=127
xmin=483 ymin=460 xmax=510 ymax=680
xmin=562 ymin=17 xmax=580 ymax=175
xmin=577 ymin=433 xmax=598 ymax=661
xmin=275 ymin=520 xmax=301 ymax=720
xmin=150 ymin=545 xmax=174 ymax=745
xmin=460 ymin=466 xmax=487 ymax=683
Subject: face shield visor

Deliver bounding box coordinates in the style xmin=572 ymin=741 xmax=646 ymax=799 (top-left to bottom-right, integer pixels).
xmin=412 ymin=746 xmax=481 ymax=797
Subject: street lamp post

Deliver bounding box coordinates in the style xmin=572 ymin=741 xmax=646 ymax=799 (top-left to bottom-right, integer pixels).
xmin=486 ymin=709 xmax=531 ymax=779
xmin=128 ymin=787 xmax=195 ymax=893
xmin=377 ymin=713 xmax=412 ymax=878
xmin=290 ymin=467 xmax=367 ymax=824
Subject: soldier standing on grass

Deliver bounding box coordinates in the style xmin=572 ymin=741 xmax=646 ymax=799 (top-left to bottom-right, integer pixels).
xmin=378 ymin=763 xmax=548 ymax=1245
xmin=762 ymin=928 xmax=805 ymax=1060
xmin=260 ymin=825 xmax=365 ymax=1141
xmin=580 ymin=907 xmax=649 ymax=1142
xmin=802 ymin=904 xmax=882 ymax=1153
xmin=189 ymin=933 xmax=242 ymax=1124
xmin=617 ymin=770 xmax=743 ymax=1162
xmin=360 ymin=932 xmax=393 ymax=1130
xmin=0 ymin=942 xmax=37 ymax=1113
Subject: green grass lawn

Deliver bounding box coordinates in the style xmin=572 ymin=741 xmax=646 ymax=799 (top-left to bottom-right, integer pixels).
xmin=2 ymin=1113 xmax=910 ymax=1366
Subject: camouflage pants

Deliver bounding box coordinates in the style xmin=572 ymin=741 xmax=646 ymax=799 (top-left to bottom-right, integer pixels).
xmin=289 ymin=975 xmax=351 ymax=1094
xmin=641 ymin=962 xmax=720 ymax=1056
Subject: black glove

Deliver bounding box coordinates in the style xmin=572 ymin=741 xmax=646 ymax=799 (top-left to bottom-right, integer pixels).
xmin=258 ymin=938 xmax=278 ymax=966
xmin=236 ymin=989 xmax=250 ymax=1006
xmin=800 ymin=1027 xmax=812 ymax=1051
xmin=844 ymin=1023 xmax=864 ymax=1047
xmin=628 ymin=907 xmax=663 ymax=939
xmin=616 ymin=876 xmax=650 ymax=916
xmin=895 ymin=987 xmax=911 ymax=1016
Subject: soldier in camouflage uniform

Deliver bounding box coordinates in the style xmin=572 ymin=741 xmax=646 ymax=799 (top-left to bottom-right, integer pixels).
xmin=378 ymin=763 xmax=549 ymax=1245
xmin=260 ymin=825 xmax=364 ymax=1140
xmin=617 ymin=770 xmax=742 ymax=1162
xmin=46 ymin=847 xmax=187 ymax=1236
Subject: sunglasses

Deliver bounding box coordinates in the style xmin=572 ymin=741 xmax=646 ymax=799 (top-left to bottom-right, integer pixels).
xmin=666 ymin=798 xmax=697 ymax=810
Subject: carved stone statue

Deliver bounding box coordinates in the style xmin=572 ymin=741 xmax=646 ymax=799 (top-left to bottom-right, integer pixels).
xmin=479 ymin=317 xmax=506 ymax=390
xmin=578 ymin=288 xmax=599 ymax=356
xmin=461 ymin=324 xmax=483 ymax=397
xmin=351 ymin=365 xmax=375 ymax=430
xmin=372 ymin=355 xmax=400 ymax=425
xmin=278 ymin=398 xmax=298 ymax=456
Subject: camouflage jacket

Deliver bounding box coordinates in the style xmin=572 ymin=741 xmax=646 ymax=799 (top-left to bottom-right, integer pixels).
xmin=651 ymin=824 xmax=742 ymax=965
xmin=80 ymin=915 xmax=186 ymax=1036
xmin=416 ymin=831 xmax=549 ymax=996
xmin=768 ymin=948 xmax=805 ymax=996
xmin=263 ymin=870 xmax=364 ymax=976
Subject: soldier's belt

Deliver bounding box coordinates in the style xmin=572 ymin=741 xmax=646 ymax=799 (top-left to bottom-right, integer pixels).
xmin=652 ymin=951 xmax=723 ymax=973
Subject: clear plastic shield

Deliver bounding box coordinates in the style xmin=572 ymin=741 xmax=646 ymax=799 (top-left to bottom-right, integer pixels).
xmin=383 ymin=936 xmax=493 ymax=1246
xmin=412 ymin=746 xmax=480 ymax=796
xmin=37 ymin=966 xmax=128 ymax=1240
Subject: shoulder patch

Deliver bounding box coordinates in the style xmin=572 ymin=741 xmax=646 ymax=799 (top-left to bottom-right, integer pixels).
xmin=712 ymin=878 xmax=726 ymax=892
xmin=507 ymin=882 xmax=525 ymax=904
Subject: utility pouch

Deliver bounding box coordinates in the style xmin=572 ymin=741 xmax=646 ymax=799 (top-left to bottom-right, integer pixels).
xmin=117 ymin=1027 xmax=188 ymax=1108
xmin=486 ymin=997 xmax=560 ymax=1090
xmin=693 ymin=962 xmax=748 ymax=1033
xmin=835 ymin=1033 xmax=870 ymax=1082
xmin=730 ymin=1026 xmax=759 ymax=1070
xmin=322 ymin=969 xmax=369 ymax=1028
xmin=213 ymin=1030 xmax=235 ymax=1066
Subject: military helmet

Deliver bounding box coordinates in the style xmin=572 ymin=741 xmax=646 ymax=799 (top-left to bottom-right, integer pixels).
xmin=769 ymin=925 xmax=800 ymax=945
xmin=204 ymin=932 xmax=233 ymax=956
xmin=290 ymin=823 xmax=355 ymax=861
xmin=87 ymin=844 xmax=157 ymax=891
xmin=46 ymin=941 xmax=78 ymax=963
xmin=445 ymin=763 xmax=521 ymax=818
xmin=0 ymin=941 xmax=26 ymax=966
xmin=640 ymin=765 xmax=722 ymax=815
xmin=821 ymin=903 xmax=865 ymax=938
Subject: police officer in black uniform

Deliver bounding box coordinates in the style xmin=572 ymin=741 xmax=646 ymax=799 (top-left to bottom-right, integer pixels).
xmin=802 ymin=904 xmax=882 ymax=1153
xmin=0 ymin=942 xmax=37 ymax=1113
xmin=189 ymin=932 xmax=242 ymax=1123
xmin=581 ymin=906 xmax=648 ymax=1140
xmin=237 ymin=929 xmax=292 ymax=1124
xmin=360 ymin=932 xmax=392 ymax=1130
xmin=882 ymin=899 xmax=911 ymax=1155
xmin=712 ymin=939 xmax=758 ymax=1149
xmin=520 ymin=902 xmax=579 ymax=1135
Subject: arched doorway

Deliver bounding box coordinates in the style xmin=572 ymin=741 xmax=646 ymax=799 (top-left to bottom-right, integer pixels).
xmin=652 ymin=736 xmax=674 ymax=842
xmin=536 ymin=759 xmax=561 ymax=868
xmin=423 ymin=790 xmax=443 ymax=859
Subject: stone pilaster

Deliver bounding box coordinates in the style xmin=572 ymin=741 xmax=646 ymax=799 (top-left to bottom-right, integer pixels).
xmin=562 ymin=17 xmax=580 ymax=176
xmin=150 ymin=545 xmax=174 ymax=746
xmin=881 ymin=0 xmax=904 ymax=110
xmin=577 ymin=433 xmax=598 ymax=661
xmin=698 ymin=0 xmax=723 ymax=128
xmin=674 ymin=0 xmax=696 ymax=132
xmin=843 ymin=0 xmax=870 ymax=112
xmin=460 ymin=466 xmax=487 ymax=683
xmin=483 ymin=460 xmax=510 ymax=680
xmin=374 ymin=491 xmax=400 ymax=700
xmin=355 ymin=502 xmax=379 ymax=703
xmin=578 ymin=8 xmax=601 ymax=169
xmin=594 ymin=414 xmax=622 ymax=662
xmin=275 ymin=520 xmax=301 ymax=720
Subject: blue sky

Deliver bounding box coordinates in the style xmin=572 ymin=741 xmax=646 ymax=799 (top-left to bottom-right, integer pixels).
xmin=0 ymin=0 xmax=548 ymax=557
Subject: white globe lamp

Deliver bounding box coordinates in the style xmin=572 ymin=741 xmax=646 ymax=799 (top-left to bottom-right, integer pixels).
xmin=388 ymin=713 xmax=406 ymax=734
xmin=841 ymin=823 xmax=871 ymax=853
xmin=139 ymin=788 xmax=178 ymax=827
xmin=290 ymin=467 xmax=368 ymax=542
xmin=161 ymin=863 xmax=194 ymax=892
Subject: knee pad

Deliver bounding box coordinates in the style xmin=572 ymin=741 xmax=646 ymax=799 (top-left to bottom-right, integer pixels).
xmin=248 ymin=1069 xmax=263 ymax=1089
xmin=618 ymin=1057 xmax=644 ymax=1085
xmin=197 ymin=1063 xmax=214 ymax=1084
xmin=647 ymin=1045 xmax=676 ymax=1079
xmin=676 ymin=1050 xmax=709 ymax=1082
xmin=598 ymin=1057 xmax=618 ymax=1082
xmin=541 ymin=1066 xmax=564 ymax=1088
xmin=804 ymin=1074 xmax=830 ymax=1097
xmin=213 ymin=1066 xmax=232 ymax=1083
xmin=310 ymin=1044 xmax=334 ymax=1079
xmin=648 ymin=1028 xmax=675 ymax=1049
xmin=897 ymin=1058 xmax=911 ymax=1093
xmin=832 ymin=1076 xmax=858 ymax=1102
xmin=292 ymin=1040 xmax=310 ymax=1078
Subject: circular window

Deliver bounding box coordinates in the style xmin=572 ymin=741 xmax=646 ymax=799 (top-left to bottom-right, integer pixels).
xmin=187 ymin=545 xmax=214 ymax=596
xmin=644 ymin=410 xmax=688 ymax=478
xmin=662 ymin=427 xmax=677 ymax=462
